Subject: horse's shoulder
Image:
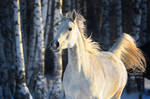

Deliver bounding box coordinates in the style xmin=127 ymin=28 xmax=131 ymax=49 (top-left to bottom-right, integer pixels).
xmin=98 ymin=51 xmax=124 ymax=67
xmin=99 ymin=51 xmax=115 ymax=59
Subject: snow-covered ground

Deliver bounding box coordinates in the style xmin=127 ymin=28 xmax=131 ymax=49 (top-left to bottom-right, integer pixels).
xmin=121 ymin=78 xmax=150 ymax=99
xmin=145 ymin=78 xmax=150 ymax=89
xmin=121 ymin=91 xmax=150 ymax=99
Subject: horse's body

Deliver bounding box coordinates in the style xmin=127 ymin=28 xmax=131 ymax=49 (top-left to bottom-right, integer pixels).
xmin=64 ymin=50 xmax=127 ymax=99
xmin=50 ymin=11 xmax=146 ymax=99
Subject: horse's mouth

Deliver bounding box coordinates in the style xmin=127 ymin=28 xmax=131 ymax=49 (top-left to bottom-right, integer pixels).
xmin=52 ymin=48 xmax=60 ymax=53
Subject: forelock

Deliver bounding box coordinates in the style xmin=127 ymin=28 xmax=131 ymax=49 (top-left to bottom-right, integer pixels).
xmin=65 ymin=10 xmax=85 ymax=22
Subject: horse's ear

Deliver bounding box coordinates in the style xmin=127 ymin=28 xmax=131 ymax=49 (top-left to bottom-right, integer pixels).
xmin=72 ymin=10 xmax=76 ymax=21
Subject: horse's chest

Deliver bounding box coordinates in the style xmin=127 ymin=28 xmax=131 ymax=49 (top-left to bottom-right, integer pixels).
xmin=63 ymin=64 xmax=92 ymax=97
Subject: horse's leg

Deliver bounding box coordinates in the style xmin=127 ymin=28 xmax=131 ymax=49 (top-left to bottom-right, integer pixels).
xmin=113 ymin=86 xmax=124 ymax=99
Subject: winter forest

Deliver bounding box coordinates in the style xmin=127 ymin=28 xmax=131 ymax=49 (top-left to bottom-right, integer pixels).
xmin=0 ymin=0 xmax=150 ymax=99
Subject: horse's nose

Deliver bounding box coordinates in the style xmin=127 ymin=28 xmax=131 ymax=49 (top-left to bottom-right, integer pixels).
xmin=50 ymin=40 xmax=59 ymax=50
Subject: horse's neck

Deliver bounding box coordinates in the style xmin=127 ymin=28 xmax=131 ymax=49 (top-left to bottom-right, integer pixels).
xmin=68 ymin=33 xmax=87 ymax=72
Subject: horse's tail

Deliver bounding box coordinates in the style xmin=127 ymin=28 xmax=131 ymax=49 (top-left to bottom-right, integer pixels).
xmin=110 ymin=33 xmax=146 ymax=72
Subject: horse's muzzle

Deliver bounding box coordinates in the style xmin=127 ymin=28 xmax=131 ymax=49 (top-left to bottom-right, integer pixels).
xmin=50 ymin=40 xmax=59 ymax=51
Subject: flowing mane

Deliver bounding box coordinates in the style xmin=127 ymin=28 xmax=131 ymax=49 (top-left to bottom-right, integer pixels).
xmin=66 ymin=11 xmax=100 ymax=55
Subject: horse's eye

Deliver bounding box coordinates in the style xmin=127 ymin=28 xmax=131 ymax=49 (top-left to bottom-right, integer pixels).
xmin=68 ymin=27 xmax=72 ymax=31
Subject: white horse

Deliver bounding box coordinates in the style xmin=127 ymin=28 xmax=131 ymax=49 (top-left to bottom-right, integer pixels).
xmin=50 ymin=11 xmax=146 ymax=99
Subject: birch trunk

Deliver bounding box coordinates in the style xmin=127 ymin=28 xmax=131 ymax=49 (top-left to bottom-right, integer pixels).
xmin=27 ymin=0 xmax=37 ymax=84
xmin=101 ymin=0 xmax=110 ymax=49
xmin=29 ymin=0 xmax=47 ymax=98
xmin=132 ymin=0 xmax=142 ymax=41
xmin=63 ymin=0 xmax=71 ymax=13
xmin=12 ymin=0 xmax=32 ymax=98
xmin=83 ymin=0 xmax=87 ymax=17
xmin=41 ymin=0 xmax=48 ymax=33
xmin=44 ymin=0 xmax=52 ymax=47
xmin=140 ymin=0 xmax=147 ymax=45
xmin=71 ymin=0 xmax=76 ymax=10
xmin=0 ymin=29 xmax=6 ymax=99
xmin=114 ymin=0 xmax=123 ymax=37
xmin=20 ymin=0 xmax=28 ymax=71
xmin=50 ymin=51 xmax=64 ymax=99
xmin=50 ymin=0 xmax=64 ymax=98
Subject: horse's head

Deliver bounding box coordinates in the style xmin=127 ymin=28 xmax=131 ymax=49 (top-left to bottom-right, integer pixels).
xmin=50 ymin=11 xmax=80 ymax=51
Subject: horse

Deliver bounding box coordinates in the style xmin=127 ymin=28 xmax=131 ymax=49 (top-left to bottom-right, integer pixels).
xmin=50 ymin=11 xmax=146 ymax=99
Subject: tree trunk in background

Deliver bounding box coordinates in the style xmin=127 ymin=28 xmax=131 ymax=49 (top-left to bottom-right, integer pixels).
xmin=140 ymin=0 xmax=148 ymax=45
xmin=20 ymin=0 xmax=28 ymax=67
xmin=12 ymin=0 xmax=32 ymax=98
xmin=0 ymin=28 xmax=7 ymax=99
xmin=28 ymin=0 xmax=47 ymax=98
xmin=50 ymin=51 xmax=64 ymax=99
xmin=0 ymin=0 xmax=17 ymax=98
xmin=132 ymin=0 xmax=142 ymax=42
xmin=41 ymin=0 xmax=48 ymax=32
xmin=44 ymin=0 xmax=52 ymax=47
xmin=50 ymin=0 xmax=64 ymax=98
xmin=114 ymin=0 xmax=123 ymax=37
xmin=101 ymin=0 xmax=110 ymax=49
xmin=71 ymin=0 xmax=76 ymax=10
xmin=86 ymin=0 xmax=100 ymax=41
xmin=63 ymin=0 xmax=71 ymax=13
xmin=83 ymin=0 xmax=87 ymax=17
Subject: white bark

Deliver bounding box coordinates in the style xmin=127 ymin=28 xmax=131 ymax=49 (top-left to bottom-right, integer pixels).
xmin=51 ymin=0 xmax=64 ymax=98
xmin=20 ymin=0 xmax=28 ymax=67
xmin=41 ymin=0 xmax=48 ymax=31
xmin=31 ymin=0 xmax=46 ymax=98
xmin=53 ymin=0 xmax=63 ymax=37
xmin=50 ymin=51 xmax=64 ymax=98
xmin=132 ymin=0 xmax=142 ymax=41
xmin=44 ymin=0 xmax=52 ymax=47
xmin=32 ymin=0 xmax=45 ymax=74
xmin=13 ymin=0 xmax=32 ymax=98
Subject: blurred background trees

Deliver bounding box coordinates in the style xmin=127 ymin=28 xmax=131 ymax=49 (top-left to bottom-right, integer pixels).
xmin=0 ymin=0 xmax=150 ymax=98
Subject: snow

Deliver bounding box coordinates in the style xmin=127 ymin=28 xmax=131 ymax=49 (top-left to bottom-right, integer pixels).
xmin=121 ymin=78 xmax=150 ymax=99
xmin=122 ymin=91 xmax=139 ymax=99
xmin=121 ymin=90 xmax=150 ymax=99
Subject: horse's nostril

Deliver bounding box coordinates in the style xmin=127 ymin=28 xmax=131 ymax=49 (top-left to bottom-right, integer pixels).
xmin=53 ymin=41 xmax=59 ymax=48
xmin=50 ymin=40 xmax=59 ymax=50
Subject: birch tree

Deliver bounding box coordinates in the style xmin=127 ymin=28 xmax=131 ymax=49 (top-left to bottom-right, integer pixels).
xmin=43 ymin=0 xmax=52 ymax=47
xmin=71 ymin=0 xmax=76 ymax=10
xmin=41 ymin=0 xmax=48 ymax=30
xmin=114 ymin=0 xmax=123 ymax=37
xmin=20 ymin=0 xmax=28 ymax=67
xmin=0 ymin=1 xmax=17 ymax=98
xmin=12 ymin=0 xmax=32 ymax=98
xmin=50 ymin=0 xmax=64 ymax=98
xmin=132 ymin=0 xmax=142 ymax=41
xmin=0 ymin=27 xmax=6 ymax=99
xmin=101 ymin=0 xmax=110 ymax=49
xmin=140 ymin=0 xmax=148 ymax=45
xmin=28 ymin=0 xmax=47 ymax=98
xmin=63 ymin=0 xmax=71 ymax=13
